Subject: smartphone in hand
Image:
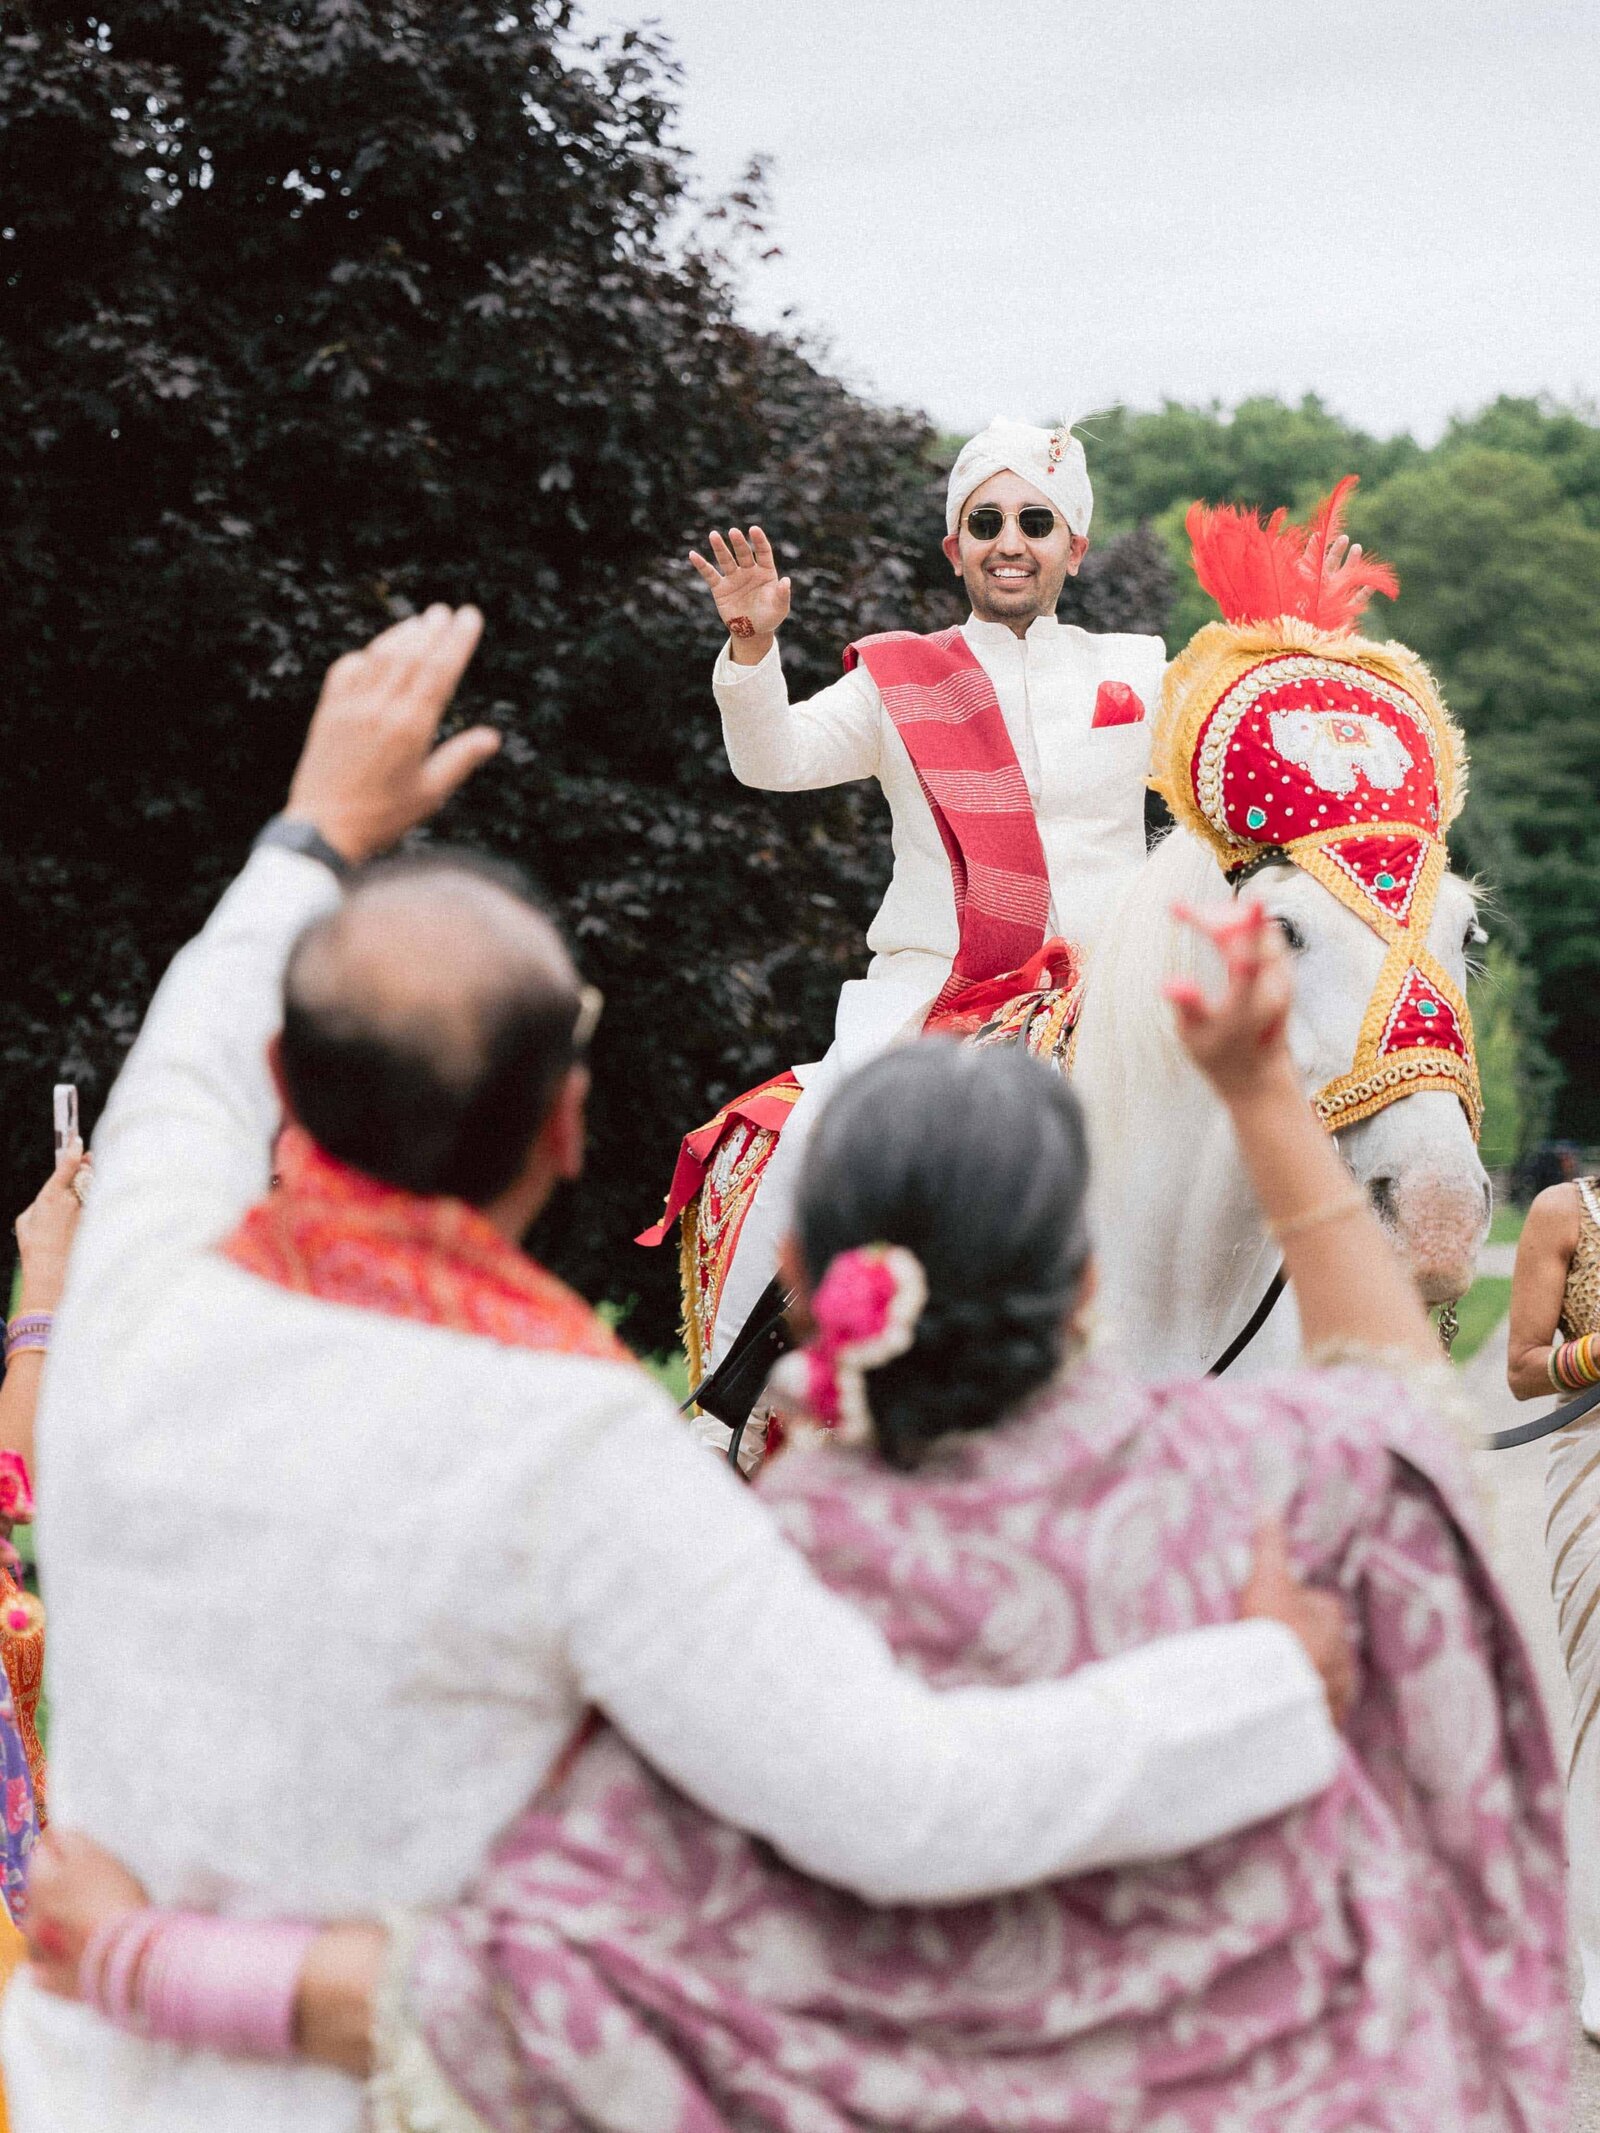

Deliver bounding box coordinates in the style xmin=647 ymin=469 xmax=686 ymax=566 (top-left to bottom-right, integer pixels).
xmin=53 ymin=1084 xmax=78 ymax=1160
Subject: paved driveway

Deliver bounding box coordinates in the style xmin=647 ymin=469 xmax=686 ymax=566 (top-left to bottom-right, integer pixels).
xmin=1464 ymin=1319 xmax=1600 ymax=2124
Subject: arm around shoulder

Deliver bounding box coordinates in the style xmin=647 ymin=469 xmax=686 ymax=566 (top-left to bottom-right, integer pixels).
xmin=539 ymin=1396 xmax=1339 ymax=1906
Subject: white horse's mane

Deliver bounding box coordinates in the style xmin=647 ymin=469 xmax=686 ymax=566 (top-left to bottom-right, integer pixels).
xmin=1071 ymin=827 xmax=1232 ymax=1155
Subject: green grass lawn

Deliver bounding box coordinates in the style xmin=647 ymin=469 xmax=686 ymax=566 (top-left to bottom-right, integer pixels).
xmin=1436 ymin=1200 xmax=1524 ymax=1363
xmin=647 ymin=1349 xmax=691 ymax=1406
xmin=1445 ymin=1275 xmax=1513 ymax=1363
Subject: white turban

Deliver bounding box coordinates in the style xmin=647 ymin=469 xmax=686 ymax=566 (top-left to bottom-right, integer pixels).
xmin=945 ymin=417 xmax=1093 ymax=539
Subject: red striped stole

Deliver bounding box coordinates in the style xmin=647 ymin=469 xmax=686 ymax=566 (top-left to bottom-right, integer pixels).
xmin=845 ymin=627 xmax=1050 ymax=1012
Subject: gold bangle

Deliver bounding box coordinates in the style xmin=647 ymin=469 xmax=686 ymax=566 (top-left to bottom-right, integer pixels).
xmin=1267 ymin=1188 xmax=1368 ymax=1244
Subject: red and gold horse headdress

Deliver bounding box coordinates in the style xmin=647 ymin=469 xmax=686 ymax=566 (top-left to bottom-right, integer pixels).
xmin=1153 ymin=478 xmax=1481 ymax=1139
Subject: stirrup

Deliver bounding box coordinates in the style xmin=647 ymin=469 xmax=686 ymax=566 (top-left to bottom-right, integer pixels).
xmin=681 ymin=1275 xmax=795 ymax=1465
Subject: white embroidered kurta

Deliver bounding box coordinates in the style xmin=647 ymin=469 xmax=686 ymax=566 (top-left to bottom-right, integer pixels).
xmin=707 ymin=613 xmax=1164 ymax=1362
xmin=2 ymin=848 xmax=1335 ymax=2133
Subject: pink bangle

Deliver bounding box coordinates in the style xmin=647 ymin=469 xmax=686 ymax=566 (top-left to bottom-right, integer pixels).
xmin=81 ymin=1911 xmax=164 ymax=2028
xmin=81 ymin=1909 xmax=318 ymax=2060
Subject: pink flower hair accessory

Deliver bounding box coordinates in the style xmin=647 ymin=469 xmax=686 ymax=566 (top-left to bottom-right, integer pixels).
xmin=774 ymin=1243 xmax=928 ymax=1445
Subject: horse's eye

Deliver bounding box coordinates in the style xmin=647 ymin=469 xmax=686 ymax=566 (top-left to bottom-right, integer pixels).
xmin=1466 ymin=920 xmax=1487 ymax=950
xmin=1274 ymin=915 xmax=1307 ymax=954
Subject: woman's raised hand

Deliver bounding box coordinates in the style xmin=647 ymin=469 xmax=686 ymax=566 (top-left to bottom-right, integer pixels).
xmin=1165 ymin=901 xmax=1296 ymax=1105
xmin=687 ymin=526 xmax=791 ymax=661
xmin=14 ymin=1139 xmax=91 ymax=1317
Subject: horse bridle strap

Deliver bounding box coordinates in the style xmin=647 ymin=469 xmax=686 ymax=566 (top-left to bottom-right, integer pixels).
xmin=1205 ymin=1267 xmax=1287 ymax=1377
xmin=1484 ymin=1377 xmax=1600 ymax=1451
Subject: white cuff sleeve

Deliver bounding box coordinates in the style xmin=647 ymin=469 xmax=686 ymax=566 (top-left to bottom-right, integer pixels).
xmin=712 ymin=638 xmax=784 ymax=689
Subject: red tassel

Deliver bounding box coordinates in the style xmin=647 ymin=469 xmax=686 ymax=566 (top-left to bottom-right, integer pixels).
xmin=1187 ymin=477 xmax=1399 ymax=631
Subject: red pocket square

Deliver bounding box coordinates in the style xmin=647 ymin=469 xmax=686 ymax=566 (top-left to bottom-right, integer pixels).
xmin=1092 ymin=680 xmax=1146 ymax=729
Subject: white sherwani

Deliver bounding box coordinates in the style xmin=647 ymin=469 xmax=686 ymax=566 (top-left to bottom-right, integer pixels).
xmin=2 ymin=847 xmax=1333 ymax=2132
xmin=707 ymin=612 xmax=1165 ymax=1362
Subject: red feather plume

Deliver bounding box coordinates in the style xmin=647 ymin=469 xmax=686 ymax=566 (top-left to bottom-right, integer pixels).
xmin=1186 ymin=475 xmax=1399 ymax=631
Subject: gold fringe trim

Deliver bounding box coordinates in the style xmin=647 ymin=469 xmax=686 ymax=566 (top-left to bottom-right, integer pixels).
xmin=679 ymin=1199 xmax=704 ymax=1406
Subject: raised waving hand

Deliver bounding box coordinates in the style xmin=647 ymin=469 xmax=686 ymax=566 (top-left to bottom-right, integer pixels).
xmin=688 ymin=525 xmax=791 ymax=665
xmin=1165 ymin=899 xmax=1294 ymax=1101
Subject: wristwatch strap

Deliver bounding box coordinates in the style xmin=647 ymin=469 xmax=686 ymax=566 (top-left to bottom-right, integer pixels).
xmin=252 ymin=814 xmax=353 ymax=881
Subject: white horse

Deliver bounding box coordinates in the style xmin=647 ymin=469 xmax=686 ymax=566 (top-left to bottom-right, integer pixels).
xmin=1071 ymin=827 xmax=1491 ymax=1377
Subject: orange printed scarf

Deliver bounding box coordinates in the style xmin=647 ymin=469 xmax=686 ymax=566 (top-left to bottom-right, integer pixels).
xmin=222 ymin=1127 xmax=628 ymax=1363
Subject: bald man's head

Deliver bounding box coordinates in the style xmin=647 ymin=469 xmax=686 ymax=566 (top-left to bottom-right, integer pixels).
xmin=280 ymin=852 xmax=584 ymax=1206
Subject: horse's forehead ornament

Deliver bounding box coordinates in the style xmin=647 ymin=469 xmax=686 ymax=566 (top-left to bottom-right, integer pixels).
xmin=1153 ymin=476 xmax=1482 ymax=1140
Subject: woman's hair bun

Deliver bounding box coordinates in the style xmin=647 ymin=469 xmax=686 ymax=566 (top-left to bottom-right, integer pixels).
xmin=796 ymin=1042 xmax=1091 ymax=1469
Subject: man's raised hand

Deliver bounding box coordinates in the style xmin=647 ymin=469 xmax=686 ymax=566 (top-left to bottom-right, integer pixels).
xmin=687 ymin=526 xmax=791 ymax=665
xmin=284 ymin=605 xmax=499 ymax=865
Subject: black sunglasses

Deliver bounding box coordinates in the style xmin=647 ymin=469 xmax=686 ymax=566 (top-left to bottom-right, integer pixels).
xmin=964 ymin=505 xmax=1058 ymax=542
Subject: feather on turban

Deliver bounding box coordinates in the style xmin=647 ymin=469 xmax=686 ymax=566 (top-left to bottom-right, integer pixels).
xmin=945 ymin=417 xmax=1093 ymax=538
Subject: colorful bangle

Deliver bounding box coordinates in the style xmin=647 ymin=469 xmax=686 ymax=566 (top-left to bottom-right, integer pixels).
xmin=2 ymin=1314 xmax=51 ymax=1363
xmin=1550 ymin=1335 xmax=1600 ymax=1395
xmin=81 ymin=1909 xmax=317 ymax=2060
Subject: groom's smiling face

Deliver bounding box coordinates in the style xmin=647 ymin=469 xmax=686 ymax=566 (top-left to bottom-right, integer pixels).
xmin=941 ymin=470 xmax=1088 ymax=628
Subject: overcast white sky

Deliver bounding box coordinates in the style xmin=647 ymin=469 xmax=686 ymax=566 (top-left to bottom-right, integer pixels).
xmin=627 ymin=0 xmax=1600 ymax=442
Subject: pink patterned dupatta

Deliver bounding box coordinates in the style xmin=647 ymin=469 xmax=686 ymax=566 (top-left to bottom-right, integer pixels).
xmin=395 ymin=1363 xmax=1565 ymax=2133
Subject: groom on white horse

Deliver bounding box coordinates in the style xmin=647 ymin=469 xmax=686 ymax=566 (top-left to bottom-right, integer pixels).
xmin=642 ymin=418 xmax=1166 ymax=1411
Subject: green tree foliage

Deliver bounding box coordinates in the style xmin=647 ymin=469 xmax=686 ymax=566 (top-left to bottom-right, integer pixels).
xmin=1441 ymin=396 xmax=1600 ymax=530
xmin=1085 ymin=394 xmax=1422 ymax=536
xmin=1469 ymin=940 xmax=1556 ymax=1172
xmin=1351 ymin=451 xmax=1600 ymax=1132
xmin=0 ymin=3 xmax=1172 ymax=1346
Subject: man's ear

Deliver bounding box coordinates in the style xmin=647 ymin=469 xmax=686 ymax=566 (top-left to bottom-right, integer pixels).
xmin=546 ymin=1064 xmax=589 ymax=1183
xmin=940 ymin=532 xmax=964 ymax=576
xmin=1064 ymin=532 xmax=1090 ymax=578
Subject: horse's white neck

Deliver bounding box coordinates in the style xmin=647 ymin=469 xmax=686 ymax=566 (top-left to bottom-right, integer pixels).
xmin=1073 ymin=831 xmax=1299 ymax=1377
xmin=1091 ymin=1087 xmax=1290 ymax=1377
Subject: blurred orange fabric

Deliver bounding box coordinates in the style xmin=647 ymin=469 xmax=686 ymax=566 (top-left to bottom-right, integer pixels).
xmin=0 ymin=1902 xmax=23 ymax=2132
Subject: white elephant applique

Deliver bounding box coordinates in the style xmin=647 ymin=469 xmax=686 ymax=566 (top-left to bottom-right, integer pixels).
xmin=1268 ymin=708 xmax=1413 ymax=795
